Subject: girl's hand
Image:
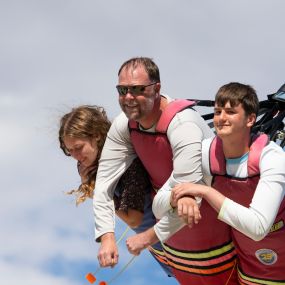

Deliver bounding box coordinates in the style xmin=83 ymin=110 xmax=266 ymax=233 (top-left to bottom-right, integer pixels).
xmin=77 ymin=162 xmax=96 ymax=183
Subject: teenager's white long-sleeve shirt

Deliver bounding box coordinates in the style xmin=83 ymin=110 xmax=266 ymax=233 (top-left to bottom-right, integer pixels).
xmin=204 ymin=138 xmax=285 ymax=241
xmin=153 ymin=137 xmax=285 ymax=242
xmin=93 ymin=95 xmax=213 ymax=241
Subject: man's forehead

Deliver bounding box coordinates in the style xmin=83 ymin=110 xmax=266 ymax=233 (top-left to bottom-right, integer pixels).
xmin=119 ymin=65 xmax=149 ymax=82
xmin=121 ymin=64 xmax=145 ymax=74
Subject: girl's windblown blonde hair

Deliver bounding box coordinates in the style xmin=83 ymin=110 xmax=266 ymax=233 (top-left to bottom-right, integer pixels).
xmin=58 ymin=105 xmax=111 ymax=205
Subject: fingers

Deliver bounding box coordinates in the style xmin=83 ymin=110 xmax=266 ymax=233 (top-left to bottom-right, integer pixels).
xmin=78 ymin=164 xmax=96 ymax=182
xmin=126 ymin=239 xmax=139 ymax=255
xmin=177 ymin=197 xmax=201 ymax=228
xmin=172 ymin=184 xmax=193 ymax=203
xmin=173 ymin=189 xmax=190 ymax=201
xmin=172 ymin=182 xmax=196 ymax=195
xmin=127 ymin=247 xmax=141 ymax=256
xmin=111 ymin=253 xmax=119 ymax=267
xmin=171 ymin=188 xmax=184 ymax=206
xmin=97 ymin=233 xmax=119 ymax=267
xmin=177 ymin=200 xmax=183 ymax=217
xmin=178 ymin=202 xmax=193 ymax=227
xmin=193 ymin=203 xmax=202 ymax=224
xmin=126 ymin=236 xmax=143 ymax=256
xmin=98 ymin=252 xmax=119 ymax=267
xmin=97 ymin=248 xmax=119 ymax=267
xmin=182 ymin=202 xmax=194 ymax=227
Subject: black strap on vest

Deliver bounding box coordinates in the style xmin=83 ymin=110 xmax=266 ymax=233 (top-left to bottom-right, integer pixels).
xmin=190 ymin=83 xmax=285 ymax=148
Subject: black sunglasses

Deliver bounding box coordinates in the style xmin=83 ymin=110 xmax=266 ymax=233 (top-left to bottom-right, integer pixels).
xmin=116 ymin=82 xmax=157 ymax=96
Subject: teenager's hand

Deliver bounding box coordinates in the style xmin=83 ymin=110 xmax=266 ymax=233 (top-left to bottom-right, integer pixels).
xmin=172 ymin=183 xmax=206 ymax=203
xmin=97 ymin=233 xmax=119 ymax=267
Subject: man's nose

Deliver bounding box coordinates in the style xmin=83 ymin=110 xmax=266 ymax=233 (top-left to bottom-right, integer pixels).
xmin=124 ymin=91 xmax=135 ymax=100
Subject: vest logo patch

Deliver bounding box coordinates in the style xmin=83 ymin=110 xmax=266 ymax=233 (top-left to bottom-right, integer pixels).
xmin=270 ymin=219 xmax=284 ymax=233
xmin=255 ymin=249 xmax=277 ymax=265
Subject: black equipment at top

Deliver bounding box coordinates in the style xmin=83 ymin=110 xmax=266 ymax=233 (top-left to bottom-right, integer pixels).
xmin=190 ymin=83 xmax=285 ymax=148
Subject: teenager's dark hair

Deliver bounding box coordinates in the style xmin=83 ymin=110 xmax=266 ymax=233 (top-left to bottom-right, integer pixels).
xmin=215 ymin=82 xmax=259 ymax=116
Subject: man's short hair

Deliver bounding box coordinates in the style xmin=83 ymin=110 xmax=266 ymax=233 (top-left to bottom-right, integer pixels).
xmin=118 ymin=57 xmax=160 ymax=83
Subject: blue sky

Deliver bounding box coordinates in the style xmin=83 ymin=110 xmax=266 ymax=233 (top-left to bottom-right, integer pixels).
xmin=1 ymin=1 xmax=285 ymax=284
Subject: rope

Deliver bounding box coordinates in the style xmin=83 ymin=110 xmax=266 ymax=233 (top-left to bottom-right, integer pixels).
xmin=116 ymin=226 xmax=130 ymax=244
xmin=224 ymin=260 xmax=237 ymax=285
xmin=107 ymin=255 xmax=136 ymax=284
xmin=86 ymin=226 xmax=130 ymax=282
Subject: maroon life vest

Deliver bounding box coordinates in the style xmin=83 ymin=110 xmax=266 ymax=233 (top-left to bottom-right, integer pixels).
xmin=210 ymin=134 xmax=285 ymax=284
xmin=129 ymin=99 xmax=238 ymax=285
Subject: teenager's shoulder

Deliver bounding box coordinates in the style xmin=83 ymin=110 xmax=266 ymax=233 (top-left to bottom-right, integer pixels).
xmin=262 ymin=141 xmax=285 ymax=155
xmin=260 ymin=141 xmax=285 ymax=170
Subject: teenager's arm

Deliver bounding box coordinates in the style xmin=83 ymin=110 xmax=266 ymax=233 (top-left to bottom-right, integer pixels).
xmin=219 ymin=143 xmax=285 ymax=241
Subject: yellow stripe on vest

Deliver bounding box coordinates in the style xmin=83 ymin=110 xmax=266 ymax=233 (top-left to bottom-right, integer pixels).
xmin=148 ymin=246 xmax=169 ymax=266
xmin=162 ymin=241 xmax=235 ymax=259
xmin=167 ymin=258 xmax=236 ymax=275
xmin=238 ymin=268 xmax=285 ymax=285
xmin=161 ymin=241 xmax=237 ymax=276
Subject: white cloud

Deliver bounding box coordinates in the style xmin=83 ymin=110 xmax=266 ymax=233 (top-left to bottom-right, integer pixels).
xmin=0 ymin=260 xmax=80 ymax=285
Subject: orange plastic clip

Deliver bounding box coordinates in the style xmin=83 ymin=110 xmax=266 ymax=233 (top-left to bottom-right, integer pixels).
xmin=86 ymin=273 xmax=96 ymax=284
xmin=99 ymin=282 xmax=107 ymax=285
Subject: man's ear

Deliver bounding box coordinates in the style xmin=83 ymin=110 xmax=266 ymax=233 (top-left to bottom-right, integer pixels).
xmin=247 ymin=113 xmax=256 ymax=127
xmin=155 ymin=82 xmax=161 ymax=95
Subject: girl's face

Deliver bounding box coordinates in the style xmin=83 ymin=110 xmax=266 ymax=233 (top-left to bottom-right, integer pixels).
xmin=63 ymin=136 xmax=99 ymax=167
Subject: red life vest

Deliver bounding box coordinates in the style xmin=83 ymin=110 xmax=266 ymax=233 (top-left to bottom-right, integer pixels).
xmin=209 ymin=134 xmax=285 ymax=284
xmin=129 ymin=99 xmax=238 ymax=285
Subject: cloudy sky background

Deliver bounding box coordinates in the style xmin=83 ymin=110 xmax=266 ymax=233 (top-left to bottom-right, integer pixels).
xmin=1 ymin=1 xmax=284 ymax=284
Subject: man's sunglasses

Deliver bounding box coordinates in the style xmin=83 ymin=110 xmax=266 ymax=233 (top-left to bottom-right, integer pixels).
xmin=116 ymin=82 xmax=157 ymax=96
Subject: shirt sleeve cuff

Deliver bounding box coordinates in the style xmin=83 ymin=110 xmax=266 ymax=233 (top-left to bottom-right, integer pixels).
xmin=218 ymin=197 xmax=231 ymax=221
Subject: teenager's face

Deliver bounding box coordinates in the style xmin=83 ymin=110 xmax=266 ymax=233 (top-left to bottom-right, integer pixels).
xmin=117 ymin=65 xmax=160 ymax=122
xmin=63 ymin=137 xmax=99 ymax=167
xmin=214 ymin=102 xmax=255 ymax=139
